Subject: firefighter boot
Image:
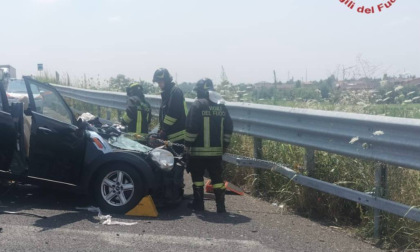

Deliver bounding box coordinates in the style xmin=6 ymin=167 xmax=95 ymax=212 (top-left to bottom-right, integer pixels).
xmin=214 ymin=188 xmax=226 ymax=213
xmin=189 ymin=185 xmax=204 ymax=211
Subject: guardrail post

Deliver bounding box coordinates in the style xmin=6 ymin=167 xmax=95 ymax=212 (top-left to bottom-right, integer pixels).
xmin=97 ymin=106 xmax=101 ymax=118
xmin=117 ymin=110 xmax=121 ymax=121
xmin=106 ymin=110 xmax=111 ymax=120
xmin=253 ymin=137 xmax=263 ymax=190
xmin=374 ymin=162 xmax=388 ymax=239
xmin=253 ymin=137 xmax=263 ymax=159
xmin=304 ymin=147 xmax=315 ymax=176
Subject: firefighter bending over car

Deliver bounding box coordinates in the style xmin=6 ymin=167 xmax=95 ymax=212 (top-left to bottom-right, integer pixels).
xmin=184 ymin=78 xmax=233 ymax=213
xmin=153 ymin=68 xmax=188 ymax=151
xmin=121 ymin=82 xmax=152 ymax=137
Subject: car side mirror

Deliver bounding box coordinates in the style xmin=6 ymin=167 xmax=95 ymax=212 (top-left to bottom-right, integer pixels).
xmin=77 ymin=118 xmax=88 ymax=130
xmin=76 ymin=118 xmax=88 ymax=137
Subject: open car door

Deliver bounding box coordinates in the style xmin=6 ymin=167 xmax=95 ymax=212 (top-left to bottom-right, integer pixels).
xmin=0 ymin=80 xmax=17 ymax=172
xmin=23 ymin=77 xmax=86 ymax=185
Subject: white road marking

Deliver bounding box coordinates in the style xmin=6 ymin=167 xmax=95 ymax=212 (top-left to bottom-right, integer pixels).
xmin=0 ymin=224 xmax=274 ymax=251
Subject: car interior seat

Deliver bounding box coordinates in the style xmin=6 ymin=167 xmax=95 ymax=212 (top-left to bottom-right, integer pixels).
xmin=19 ymin=96 xmax=32 ymax=157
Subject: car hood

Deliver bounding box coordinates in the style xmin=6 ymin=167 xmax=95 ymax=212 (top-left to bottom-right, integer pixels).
xmin=107 ymin=134 xmax=152 ymax=153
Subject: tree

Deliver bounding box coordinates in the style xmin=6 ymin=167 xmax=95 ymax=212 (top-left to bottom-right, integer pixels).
xmin=109 ymin=74 xmax=133 ymax=92
xmin=217 ymin=66 xmax=238 ymax=101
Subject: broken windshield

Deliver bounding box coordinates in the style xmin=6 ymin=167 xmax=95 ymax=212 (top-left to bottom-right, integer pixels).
xmin=108 ymin=134 xmax=152 ymax=153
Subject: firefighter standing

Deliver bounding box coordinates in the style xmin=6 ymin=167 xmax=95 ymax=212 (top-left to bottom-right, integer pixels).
xmin=121 ymin=83 xmax=152 ymax=136
xmin=153 ymin=68 xmax=187 ymax=146
xmin=184 ymin=78 xmax=233 ymax=213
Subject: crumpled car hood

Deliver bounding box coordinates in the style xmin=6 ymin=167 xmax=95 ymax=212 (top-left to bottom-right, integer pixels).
xmin=107 ymin=134 xmax=152 ymax=153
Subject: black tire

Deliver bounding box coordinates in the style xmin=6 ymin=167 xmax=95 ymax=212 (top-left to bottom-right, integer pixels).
xmin=93 ymin=163 xmax=146 ymax=214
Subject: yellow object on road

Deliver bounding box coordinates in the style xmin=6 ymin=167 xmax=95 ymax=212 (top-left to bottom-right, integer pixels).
xmin=125 ymin=195 xmax=158 ymax=217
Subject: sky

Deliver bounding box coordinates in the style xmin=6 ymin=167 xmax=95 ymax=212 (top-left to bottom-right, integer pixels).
xmin=1 ymin=0 xmax=419 ymax=85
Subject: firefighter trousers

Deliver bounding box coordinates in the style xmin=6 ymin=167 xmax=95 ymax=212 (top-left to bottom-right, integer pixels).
xmin=188 ymin=156 xmax=224 ymax=188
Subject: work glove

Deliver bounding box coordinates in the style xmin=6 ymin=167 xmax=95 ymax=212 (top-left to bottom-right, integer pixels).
xmin=158 ymin=130 xmax=167 ymax=140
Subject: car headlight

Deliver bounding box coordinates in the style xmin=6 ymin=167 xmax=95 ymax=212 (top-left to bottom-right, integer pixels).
xmin=150 ymin=148 xmax=174 ymax=171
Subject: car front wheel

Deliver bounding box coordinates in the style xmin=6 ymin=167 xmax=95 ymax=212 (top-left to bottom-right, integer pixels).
xmin=94 ymin=163 xmax=145 ymax=214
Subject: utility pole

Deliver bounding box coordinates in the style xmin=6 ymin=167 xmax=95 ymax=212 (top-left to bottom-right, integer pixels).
xmin=306 ymin=68 xmax=308 ymax=83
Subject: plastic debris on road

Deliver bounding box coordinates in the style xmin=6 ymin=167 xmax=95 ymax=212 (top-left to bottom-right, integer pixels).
xmin=76 ymin=206 xmax=138 ymax=226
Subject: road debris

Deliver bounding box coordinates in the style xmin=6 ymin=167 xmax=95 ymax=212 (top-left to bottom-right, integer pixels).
xmin=76 ymin=206 xmax=138 ymax=226
xmin=0 ymin=211 xmax=47 ymax=219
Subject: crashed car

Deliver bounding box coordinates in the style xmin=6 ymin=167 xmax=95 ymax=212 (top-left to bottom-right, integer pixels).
xmin=0 ymin=76 xmax=184 ymax=213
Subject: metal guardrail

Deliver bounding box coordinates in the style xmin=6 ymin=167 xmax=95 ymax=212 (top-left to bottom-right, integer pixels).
xmin=223 ymin=154 xmax=420 ymax=222
xmin=54 ymin=84 xmax=420 ymax=229
xmin=55 ymin=84 xmax=420 ymax=172
xmin=55 ymin=85 xmax=162 ymax=116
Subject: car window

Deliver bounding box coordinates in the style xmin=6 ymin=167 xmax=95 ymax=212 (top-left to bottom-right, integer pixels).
xmin=7 ymin=79 xmax=27 ymax=93
xmin=5 ymin=79 xmax=30 ymax=108
xmin=27 ymin=80 xmax=73 ymax=124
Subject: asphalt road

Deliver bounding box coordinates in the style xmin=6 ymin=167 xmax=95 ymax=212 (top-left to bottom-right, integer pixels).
xmin=0 ymin=175 xmax=380 ymax=252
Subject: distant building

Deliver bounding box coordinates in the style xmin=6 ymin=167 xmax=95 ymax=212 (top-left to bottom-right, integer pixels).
xmin=399 ymin=78 xmax=420 ymax=87
xmin=254 ymin=81 xmax=294 ymax=90
xmin=336 ymin=79 xmax=379 ymax=90
xmin=254 ymin=81 xmax=273 ymax=89
xmin=381 ymin=77 xmax=420 ymax=88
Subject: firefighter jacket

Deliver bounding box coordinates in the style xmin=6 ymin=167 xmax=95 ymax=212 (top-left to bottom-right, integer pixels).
xmin=122 ymin=95 xmax=152 ymax=134
xmin=184 ymin=98 xmax=233 ymax=157
xmin=159 ymin=82 xmax=188 ymax=143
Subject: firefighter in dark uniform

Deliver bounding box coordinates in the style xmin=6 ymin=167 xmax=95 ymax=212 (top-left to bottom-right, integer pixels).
xmin=121 ymin=83 xmax=152 ymax=137
xmin=153 ymin=68 xmax=188 ymax=146
xmin=184 ymin=78 xmax=233 ymax=213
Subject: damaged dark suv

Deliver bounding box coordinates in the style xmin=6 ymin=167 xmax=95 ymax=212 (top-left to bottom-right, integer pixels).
xmin=0 ymin=76 xmax=184 ymax=213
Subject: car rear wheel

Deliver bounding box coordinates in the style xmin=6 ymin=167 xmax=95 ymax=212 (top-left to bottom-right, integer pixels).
xmin=94 ymin=163 xmax=145 ymax=214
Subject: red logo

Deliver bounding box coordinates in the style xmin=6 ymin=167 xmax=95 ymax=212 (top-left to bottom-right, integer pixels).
xmin=339 ymin=0 xmax=397 ymax=14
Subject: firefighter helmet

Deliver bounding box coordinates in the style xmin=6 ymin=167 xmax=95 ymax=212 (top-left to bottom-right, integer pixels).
xmin=194 ymin=78 xmax=214 ymax=92
xmin=126 ymin=82 xmax=144 ymax=98
xmin=152 ymin=68 xmax=173 ymax=84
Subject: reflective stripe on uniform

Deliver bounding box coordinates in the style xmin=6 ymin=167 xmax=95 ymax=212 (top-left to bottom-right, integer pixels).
xmin=122 ymin=113 xmax=132 ymax=123
xmin=168 ymin=130 xmax=185 ymax=142
xmin=203 ymin=117 xmax=210 ymax=148
xmin=224 ymin=134 xmax=231 ymax=143
xmin=213 ymin=183 xmax=226 ymax=189
xmin=190 ymin=146 xmax=223 ymax=157
xmin=193 ymin=181 xmax=204 ymax=187
xmin=136 ymin=110 xmax=143 ymax=134
xmin=163 ymin=115 xmax=177 ymax=126
xmin=185 ymin=132 xmax=198 ymax=142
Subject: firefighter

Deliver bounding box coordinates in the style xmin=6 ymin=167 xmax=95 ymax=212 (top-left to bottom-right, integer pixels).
xmin=153 ymin=68 xmax=187 ymax=147
xmin=184 ymin=78 xmax=233 ymax=213
xmin=121 ymin=82 xmax=152 ymax=136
